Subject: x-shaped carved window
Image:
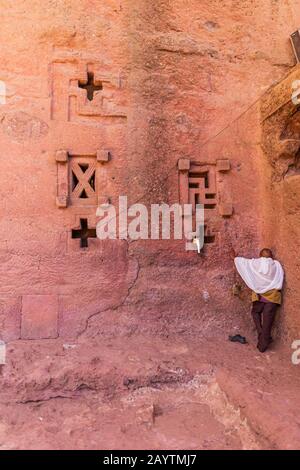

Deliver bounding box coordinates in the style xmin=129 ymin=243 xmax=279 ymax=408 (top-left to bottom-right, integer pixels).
xmin=70 ymin=157 xmax=97 ymax=206
xmin=55 ymin=149 xmax=111 ymax=208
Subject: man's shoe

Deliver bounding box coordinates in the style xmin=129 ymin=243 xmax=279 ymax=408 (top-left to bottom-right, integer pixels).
xmin=229 ymin=334 xmax=247 ymax=344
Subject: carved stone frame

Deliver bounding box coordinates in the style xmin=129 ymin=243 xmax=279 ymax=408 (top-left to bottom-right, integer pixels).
xmin=55 ymin=149 xmax=111 ymax=208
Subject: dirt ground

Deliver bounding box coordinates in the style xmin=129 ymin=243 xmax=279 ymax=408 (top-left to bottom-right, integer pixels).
xmin=1 ymin=327 xmax=299 ymax=450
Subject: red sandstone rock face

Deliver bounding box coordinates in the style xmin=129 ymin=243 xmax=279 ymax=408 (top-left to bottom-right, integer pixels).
xmin=1 ymin=0 xmax=300 ymax=452
xmin=260 ymin=65 xmax=300 ymax=340
xmin=0 ymin=1 xmax=300 ymax=342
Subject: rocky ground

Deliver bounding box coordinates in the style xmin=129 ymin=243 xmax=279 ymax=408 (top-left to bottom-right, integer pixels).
xmin=0 ymin=327 xmax=300 ymax=450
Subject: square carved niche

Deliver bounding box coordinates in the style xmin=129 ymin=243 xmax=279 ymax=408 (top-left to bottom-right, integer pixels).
xmin=56 ymin=150 xmax=111 ymax=208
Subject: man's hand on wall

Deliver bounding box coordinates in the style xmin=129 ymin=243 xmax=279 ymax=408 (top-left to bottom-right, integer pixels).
xmin=229 ymin=246 xmax=237 ymax=260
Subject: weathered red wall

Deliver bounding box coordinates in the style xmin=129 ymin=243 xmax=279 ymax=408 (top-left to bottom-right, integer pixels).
xmin=260 ymin=64 xmax=300 ymax=341
xmin=0 ymin=1 xmax=300 ymax=342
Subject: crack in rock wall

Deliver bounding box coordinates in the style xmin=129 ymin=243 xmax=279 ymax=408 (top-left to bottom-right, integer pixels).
xmin=0 ymin=1 xmax=300 ymax=341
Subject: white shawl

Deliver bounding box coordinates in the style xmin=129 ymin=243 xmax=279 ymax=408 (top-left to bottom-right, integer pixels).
xmin=234 ymin=257 xmax=284 ymax=294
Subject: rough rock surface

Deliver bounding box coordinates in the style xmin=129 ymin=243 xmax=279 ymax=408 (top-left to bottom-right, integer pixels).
xmin=1 ymin=0 xmax=300 ymax=341
xmin=1 ymin=333 xmax=300 ymax=450
xmin=0 ymin=0 xmax=300 ymax=450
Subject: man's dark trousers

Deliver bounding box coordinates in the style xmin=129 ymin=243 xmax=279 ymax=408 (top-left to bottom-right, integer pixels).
xmin=251 ymin=301 xmax=278 ymax=353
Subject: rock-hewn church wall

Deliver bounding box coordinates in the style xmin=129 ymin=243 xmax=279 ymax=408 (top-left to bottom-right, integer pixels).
xmin=0 ymin=1 xmax=299 ymax=341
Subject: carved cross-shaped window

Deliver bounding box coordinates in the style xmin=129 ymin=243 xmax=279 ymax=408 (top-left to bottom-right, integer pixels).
xmin=72 ymin=218 xmax=97 ymax=248
xmin=78 ymin=72 xmax=103 ymax=101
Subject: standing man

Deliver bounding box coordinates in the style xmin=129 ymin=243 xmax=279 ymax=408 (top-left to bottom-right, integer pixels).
xmin=234 ymin=249 xmax=284 ymax=353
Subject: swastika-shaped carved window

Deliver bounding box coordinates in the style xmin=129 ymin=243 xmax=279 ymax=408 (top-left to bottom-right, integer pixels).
xmin=178 ymin=159 xmax=233 ymax=246
xmin=188 ymin=165 xmax=217 ymax=243
xmin=188 ymin=165 xmax=217 ymax=213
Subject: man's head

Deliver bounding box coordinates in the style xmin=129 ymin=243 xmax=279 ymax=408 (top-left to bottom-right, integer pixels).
xmin=260 ymin=248 xmax=274 ymax=259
